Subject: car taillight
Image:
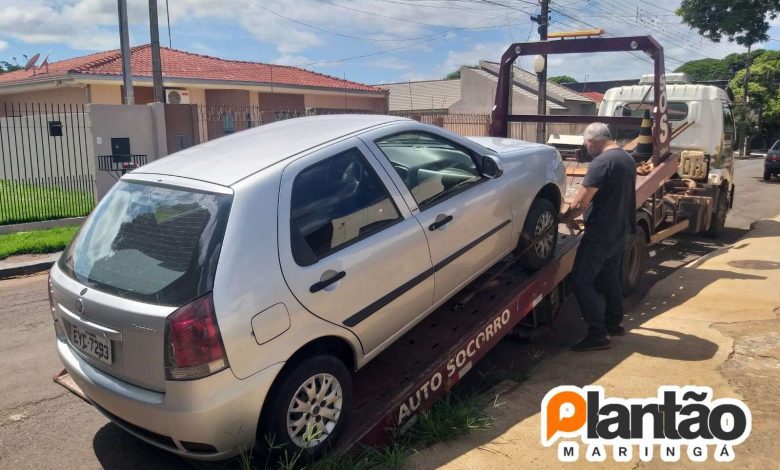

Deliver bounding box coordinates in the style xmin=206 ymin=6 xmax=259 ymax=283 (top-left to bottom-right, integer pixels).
xmin=164 ymin=293 xmax=229 ymax=380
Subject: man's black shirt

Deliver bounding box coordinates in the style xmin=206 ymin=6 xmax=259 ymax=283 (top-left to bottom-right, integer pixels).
xmin=582 ymin=147 xmax=637 ymax=242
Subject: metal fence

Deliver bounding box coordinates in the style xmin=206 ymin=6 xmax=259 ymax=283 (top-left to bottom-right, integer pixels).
xmin=196 ymin=105 xmax=588 ymax=144
xmin=0 ymin=103 xmax=95 ymax=225
xmin=196 ymin=105 xmax=374 ymax=142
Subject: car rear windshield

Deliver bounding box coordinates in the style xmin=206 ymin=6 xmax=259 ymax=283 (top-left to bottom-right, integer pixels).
xmin=58 ymin=181 xmax=232 ymax=306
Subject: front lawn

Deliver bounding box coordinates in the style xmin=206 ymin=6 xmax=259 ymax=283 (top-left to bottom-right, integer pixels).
xmin=0 ymin=179 xmax=94 ymax=225
xmin=0 ymin=226 xmax=79 ymax=260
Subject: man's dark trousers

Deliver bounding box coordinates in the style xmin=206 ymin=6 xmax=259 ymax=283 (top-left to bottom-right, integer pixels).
xmin=571 ymin=236 xmax=625 ymax=338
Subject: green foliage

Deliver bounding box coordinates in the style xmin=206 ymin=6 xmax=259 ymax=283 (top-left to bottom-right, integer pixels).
xmin=729 ymin=53 xmax=780 ymax=129
xmin=549 ymin=75 xmax=577 ymax=84
xmin=0 ymin=60 xmax=22 ymax=74
xmin=0 ymin=226 xmax=78 ymax=260
xmin=674 ymin=58 xmax=731 ymax=81
xmin=677 ymin=0 xmax=780 ymax=47
xmin=445 ymin=69 xmax=461 ymax=80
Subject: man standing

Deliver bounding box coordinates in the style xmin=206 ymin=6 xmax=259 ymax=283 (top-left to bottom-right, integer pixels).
xmin=562 ymin=122 xmax=636 ymax=351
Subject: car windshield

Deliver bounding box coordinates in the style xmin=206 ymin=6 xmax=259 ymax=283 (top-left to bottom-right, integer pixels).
xmin=771 ymin=141 xmax=780 ymax=151
xmin=58 ymin=181 xmax=232 ymax=306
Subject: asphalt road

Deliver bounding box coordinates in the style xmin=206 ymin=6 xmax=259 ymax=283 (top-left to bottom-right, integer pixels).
xmin=0 ymin=158 xmax=776 ymax=469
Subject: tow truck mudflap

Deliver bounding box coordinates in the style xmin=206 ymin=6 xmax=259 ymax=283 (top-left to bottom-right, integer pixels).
xmin=52 ymin=368 xmax=89 ymax=404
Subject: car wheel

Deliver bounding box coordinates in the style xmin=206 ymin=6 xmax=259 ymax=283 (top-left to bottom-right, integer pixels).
xmin=621 ymin=225 xmax=647 ymax=297
xmin=705 ymin=187 xmax=729 ymax=238
xmin=258 ymin=355 xmax=352 ymax=460
xmin=764 ymin=169 xmax=772 ymax=181
xmin=516 ymin=198 xmax=558 ymax=271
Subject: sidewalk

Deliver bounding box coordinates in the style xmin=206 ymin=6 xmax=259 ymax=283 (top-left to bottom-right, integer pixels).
xmin=0 ymin=251 xmax=61 ymax=279
xmin=406 ymin=216 xmax=780 ymax=469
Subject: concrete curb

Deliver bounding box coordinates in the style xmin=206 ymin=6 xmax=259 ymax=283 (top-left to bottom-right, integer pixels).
xmin=0 ymin=252 xmax=61 ymax=280
xmin=0 ymin=217 xmax=85 ymax=235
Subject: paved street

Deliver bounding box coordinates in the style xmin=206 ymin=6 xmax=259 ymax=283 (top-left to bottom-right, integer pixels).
xmin=0 ymin=158 xmax=777 ymax=469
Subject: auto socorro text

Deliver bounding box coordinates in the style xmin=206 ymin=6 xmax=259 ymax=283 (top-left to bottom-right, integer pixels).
xmin=541 ymin=385 xmax=752 ymax=463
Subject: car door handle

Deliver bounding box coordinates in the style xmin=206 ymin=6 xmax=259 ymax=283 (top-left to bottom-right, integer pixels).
xmin=310 ymin=271 xmax=346 ymax=293
xmin=429 ymin=215 xmax=453 ymax=231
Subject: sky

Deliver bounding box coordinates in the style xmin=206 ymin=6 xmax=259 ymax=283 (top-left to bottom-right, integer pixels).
xmin=0 ymin=0 xmax=778 ymax=85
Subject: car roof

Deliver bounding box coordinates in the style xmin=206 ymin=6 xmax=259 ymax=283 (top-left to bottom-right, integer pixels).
xmin=131 ymin=114 xmax=410 ymax=186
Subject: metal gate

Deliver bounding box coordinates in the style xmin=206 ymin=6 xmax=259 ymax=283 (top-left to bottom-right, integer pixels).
xmin=0 ymin=103 xmax=95 ymax=225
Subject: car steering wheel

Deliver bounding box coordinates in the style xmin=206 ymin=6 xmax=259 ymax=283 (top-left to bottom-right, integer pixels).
xmin=340 ymin=160 xmax=363 ymax=196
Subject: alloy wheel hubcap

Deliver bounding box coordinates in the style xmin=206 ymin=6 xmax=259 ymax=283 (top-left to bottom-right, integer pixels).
xmin=286 ymin=373 xmax=343 ymax=448
xmin=533 ymin=211 xmax=555 ymax=258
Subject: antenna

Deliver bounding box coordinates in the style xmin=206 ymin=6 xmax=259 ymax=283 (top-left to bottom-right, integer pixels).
xmin=24 ymin=53 xmax=40 ymax=75
xmin=38 ymin=51 xmax=51 ymax=74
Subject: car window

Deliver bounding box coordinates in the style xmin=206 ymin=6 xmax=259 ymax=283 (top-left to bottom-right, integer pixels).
xmin=772 ymin=140 xmax=780 ymax=151
xmin=290 ymin=147 xmax=401 ymax=266
xmin=374 ymin=132 xmax=482 ymax=210
xmin=617 ymin=102 xmax=689 ymax=121
xmin=58 ymin=181 xmax=232 ymax=306
xmin=723 ymin=106 xmax=735 ymax=141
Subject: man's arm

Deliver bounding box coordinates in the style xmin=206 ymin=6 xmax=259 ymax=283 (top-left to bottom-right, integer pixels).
xmin=562 ymin=184 xmax=598 ymax=223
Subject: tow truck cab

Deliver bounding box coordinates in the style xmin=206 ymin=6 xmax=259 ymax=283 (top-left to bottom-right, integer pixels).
xmin=599 ymin=72 xmax=736 ymax=192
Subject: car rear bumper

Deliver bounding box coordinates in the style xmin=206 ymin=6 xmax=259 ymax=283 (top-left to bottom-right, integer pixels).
xmin=765 ymin=160 xmax=780 ymax=172
xmin=57 ymin=337 xmax=283 ymax=461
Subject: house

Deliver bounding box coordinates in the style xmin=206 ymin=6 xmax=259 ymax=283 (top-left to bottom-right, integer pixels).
xmin=381 ymin=61 xmax=596 ymax=116
xmin=381 ymin=79 xmax=462 ymax=113
xmin=0 ymin=45 xmax=388 ymax=113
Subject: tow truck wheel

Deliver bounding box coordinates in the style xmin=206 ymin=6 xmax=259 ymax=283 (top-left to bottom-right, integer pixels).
xmin=705 ymin=186 xmax=729 ymax=238
xmin=258 ymin=355 xmax=352 ymax=460
xmin=516 ymin=198 xmax=558 ymax=271
xmin=621 ymin=225 xmax=647 ymax=296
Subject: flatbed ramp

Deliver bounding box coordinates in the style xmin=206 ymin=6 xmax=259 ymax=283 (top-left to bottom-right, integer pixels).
xmin=338 ymin=232 xmax=580 ymax=450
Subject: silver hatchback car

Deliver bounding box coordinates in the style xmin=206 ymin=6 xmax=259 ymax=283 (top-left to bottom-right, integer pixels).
xmin=50 ymin=115 xmax=564 ymax=460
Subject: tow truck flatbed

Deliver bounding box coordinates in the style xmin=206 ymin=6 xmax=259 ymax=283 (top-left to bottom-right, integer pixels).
xmin=337 ymin=232 xmax=579 ymax=448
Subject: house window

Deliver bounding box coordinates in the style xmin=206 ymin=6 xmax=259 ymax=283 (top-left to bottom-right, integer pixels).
xmin=222 ymin=113 xmax=235 ymax=134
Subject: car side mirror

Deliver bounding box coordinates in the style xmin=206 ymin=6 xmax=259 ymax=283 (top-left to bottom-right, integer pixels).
xmin=481 ymin=155 xmax=503 ymax=179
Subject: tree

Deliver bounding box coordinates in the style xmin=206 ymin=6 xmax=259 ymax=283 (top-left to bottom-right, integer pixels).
xmin=549 ymin=75 xmax=576 ymax=84
xmin=677 ymin=0 xmax=780 ymax=47
xmin=674 ymin=58 xmax=731 ymax=81
xmin=0 ymin=61 xmax=22 ymax=74
xmin=445 ymin=69 xmax=461 ymax=80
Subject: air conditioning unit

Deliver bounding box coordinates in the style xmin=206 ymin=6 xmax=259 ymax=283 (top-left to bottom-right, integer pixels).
xmin=165 ymin=89 xmax=190 ymax=104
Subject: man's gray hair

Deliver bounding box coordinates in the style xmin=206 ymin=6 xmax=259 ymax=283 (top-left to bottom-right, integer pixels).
xmin=583 ymin=122 xmax=613 ymax=142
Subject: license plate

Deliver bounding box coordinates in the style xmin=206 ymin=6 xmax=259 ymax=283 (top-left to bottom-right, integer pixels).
xmin=70 ymin=324 xmax=112 ymax=364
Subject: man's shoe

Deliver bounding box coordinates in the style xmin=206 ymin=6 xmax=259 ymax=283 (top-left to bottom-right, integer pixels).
xmin=607 ymin=325 xmax=626 ymax=336
xmin=571 ymin=335 xmax=611 ymax=352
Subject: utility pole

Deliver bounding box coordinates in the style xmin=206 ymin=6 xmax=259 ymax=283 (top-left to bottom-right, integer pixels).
xmin=742 ymin=45 xmax=752 ymax=157
xmin=533 ymin=0 xmax=549 ymax=144
xmin=118 ymin=0 xmax=134 ymax=105
xmin=149 ymin=0 xmax=165 ymax=103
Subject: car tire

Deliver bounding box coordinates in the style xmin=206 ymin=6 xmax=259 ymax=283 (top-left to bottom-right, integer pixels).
xmin=516 ymin=198 xmax=558 ymax=271
xmin=621 ymin=225 xmax=647 ymax=297
xmin=258 ymin=355 xmax=352 ymax=460
xmin=764 ymin=169 xmax=772 ymax=181
xmin=705 ymin=187 xmax=729 ymax=238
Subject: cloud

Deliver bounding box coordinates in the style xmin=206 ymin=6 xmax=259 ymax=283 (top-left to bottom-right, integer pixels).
xmin=436 ymin=42 xmax=507 ymax=76
xmin=275 ymin=54 xmax=312 ymax=66
xmin=365 ymin=57 xmax=412 ymax=71
xmin=0 ymin=40 xmax=7 ymax=52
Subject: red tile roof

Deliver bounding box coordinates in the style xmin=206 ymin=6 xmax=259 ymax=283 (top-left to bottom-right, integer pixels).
xmin=0 ymin=45 xmax=384 ymax=93
xmin=579 ymin=91 xmax=604 ymax=103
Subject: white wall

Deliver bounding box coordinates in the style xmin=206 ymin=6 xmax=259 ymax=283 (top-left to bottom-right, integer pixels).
xmin=89 ymin=104 xmax=167 ymax=199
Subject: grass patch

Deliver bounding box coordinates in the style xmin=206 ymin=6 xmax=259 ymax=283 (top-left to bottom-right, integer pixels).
xmin=0 ymin=179 xmax=94 ymax=225
xmin=0 ymin=225 xmax=78 ymax=260
xmin=237 ymin=391 xmax=496 ymax=469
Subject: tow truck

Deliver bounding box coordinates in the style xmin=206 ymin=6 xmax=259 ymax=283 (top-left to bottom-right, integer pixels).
xmin=55 ymin=35 xmax=731 ymax=457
